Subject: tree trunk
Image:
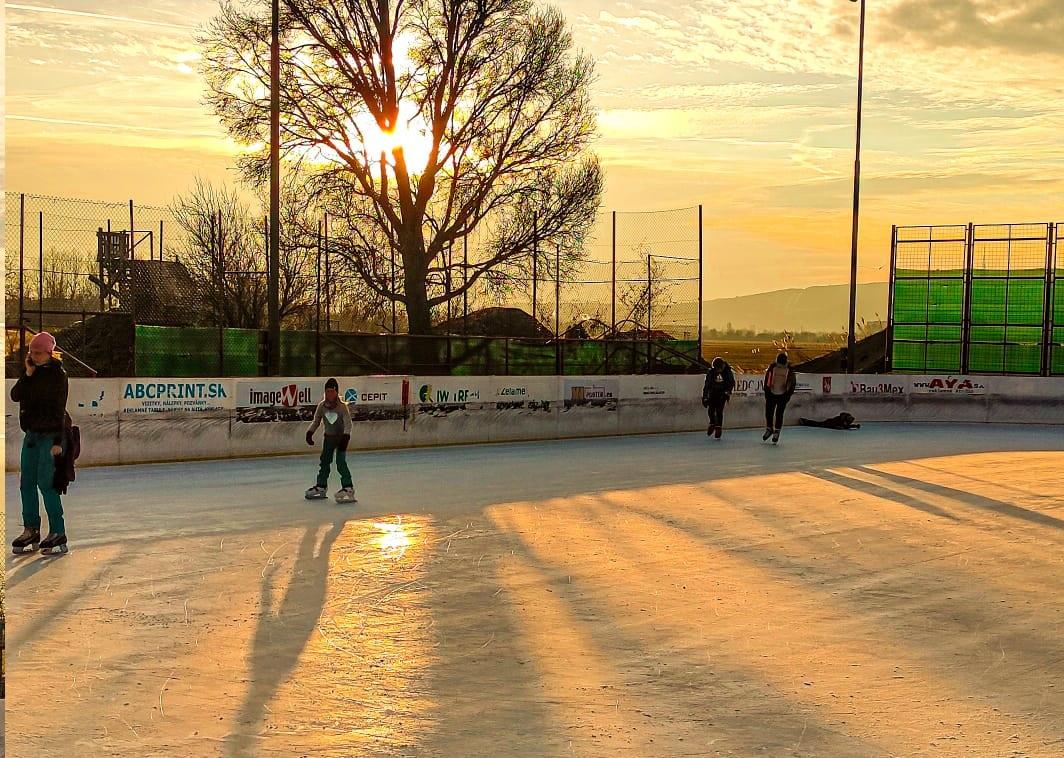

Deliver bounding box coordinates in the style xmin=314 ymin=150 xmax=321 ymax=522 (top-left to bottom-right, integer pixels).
xmin=401 ymin=237 xmax=433 ymax=336
xmin=405 ymin=273 xmax=432 ymax=336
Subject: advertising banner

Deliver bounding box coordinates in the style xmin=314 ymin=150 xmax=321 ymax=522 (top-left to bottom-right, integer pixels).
xmin=847 ymin=376 xmax=908 ymax=396
xmin=491 ymin=377 xmax=559 ymax=407
xmin=910 ymin=375 xmax=987 ymax=395
xmin=121 ymin=379 xmax=233 ymax=414
xmin=412 ymin=377 xmax=492 ymax=406
xmin=619 ymin=375 xmax=677 ymax=400
xmin=235 ymin=379 xmax=318 ymax=408
xmin=562 ymin=378 xmax=619 ymax=407
xmin=336 ymin=376 xmax=408 ymax=422
xmin=336 ymin=376 xmax=406 ymax=406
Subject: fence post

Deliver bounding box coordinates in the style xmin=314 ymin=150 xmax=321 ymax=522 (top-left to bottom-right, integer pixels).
xmin=886 ymin=225 xmax=898 ymax=373
xmin=218 ymin=324 xmax=225 ymax=376
xmin=555 ymin=242 xmax=561 ymax=374
xmin=697 ymin=204 xmax=703 ymax=365
xmin=324 ymin=210 xmax=331 ymax=332
xmin=463 ymin=235 xmax=469 ymax=332
xmin=611 ymin=211 xmax=617 ymax=335
xmin=446 ymin=241 xmax=453 ymax=327
xmin=129 ymin=202 xmax=138 ymax=329
xmin=37 ymin=210 xmax=44 ymax=332
xmin=18 ymin=194 xmax=25 ymax=360
xmin=316 ymin=219 xmax=322 ymax=376
xmin=391 ymin=245 xmax=397 ymax=333
xmin=1042 ymin=223 xmax=1055 ymax=377
xmin=159 ymin=220 xmax=164 ymax=262
xmin=962 ymin=222 xmax=975 ymax=374
xmin=532 ymin=212 xmax=538 ymax=327
xmin=646 ymin=255 xmax=652 ymax=373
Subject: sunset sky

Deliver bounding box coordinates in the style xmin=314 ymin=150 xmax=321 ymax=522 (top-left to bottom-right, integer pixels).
xmin=5 ymin=0 xmax=1063 ymax=299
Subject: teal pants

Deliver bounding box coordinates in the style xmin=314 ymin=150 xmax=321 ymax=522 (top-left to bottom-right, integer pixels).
xmin=317 ymin=436 xmax=353 ymax=489
xmin=20 ymin=431 xmax=65 ymax=534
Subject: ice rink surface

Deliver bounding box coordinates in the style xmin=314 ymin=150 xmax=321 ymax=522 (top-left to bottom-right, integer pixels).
xmin=5 ymin=423 xmax=1064 ymax=757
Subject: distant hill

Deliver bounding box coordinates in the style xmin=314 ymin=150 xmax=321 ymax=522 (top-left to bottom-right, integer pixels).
xmin=667 ymin=282 xmax=889 ymax=335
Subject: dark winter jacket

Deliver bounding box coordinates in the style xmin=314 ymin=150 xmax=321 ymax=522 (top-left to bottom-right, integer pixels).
xmin=702 ymin=364 xmax=735 ymax=405
xmin=799 ymin=413 xmax=861 ymax=430
xmin=10 ymin=359 xmax=69 ymax=444
xmin=53 ymin=412 xmax=81 ymax=495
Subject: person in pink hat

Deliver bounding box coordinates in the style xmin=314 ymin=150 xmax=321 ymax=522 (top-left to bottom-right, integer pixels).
xmin=10 ymin=332 xmax=70 ymax=555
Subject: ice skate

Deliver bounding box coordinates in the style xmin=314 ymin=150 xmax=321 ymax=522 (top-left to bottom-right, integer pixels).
xmin=714 ymin=426 xmax=723 ymax=440
xmin=335 ymin=487 xmax=356 ymax=504
xmin=39 ymin=532 xmax=68 ymax=556
xmin=762 ymin=428 xmax=773 ymax=441
xmin=772 ymin=429 xmax=781 ymax=445
xmin=707 ymin=424 xmax=714 ymax=437
xmin=305 ymin=485 xmax=328 ymax=500
xmin=12 ymin=527 xmax=41 ymax=555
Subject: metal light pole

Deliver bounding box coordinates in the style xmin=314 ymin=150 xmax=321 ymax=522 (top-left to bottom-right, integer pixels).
xmin=267 ymin=0 xmax=281 ymax=375
xmin=845 ymin=0 xmax=866 ymax=373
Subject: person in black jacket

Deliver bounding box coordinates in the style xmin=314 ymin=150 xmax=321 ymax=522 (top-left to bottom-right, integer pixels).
xmin=10 ymin=332 xmax=70 ymax=555
xmin=701 ymin=356 xmax=735 ymax=439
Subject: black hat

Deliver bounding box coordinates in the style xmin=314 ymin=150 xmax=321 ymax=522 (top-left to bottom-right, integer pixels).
xmin=325 ymin=377 xmax=339 ymax=392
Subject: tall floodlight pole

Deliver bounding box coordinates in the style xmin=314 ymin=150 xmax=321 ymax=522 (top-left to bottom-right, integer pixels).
xmin=846 ymin=0 xmax=867 ymax=373
xmin=267 ymin=0 xmax=281 ymax=375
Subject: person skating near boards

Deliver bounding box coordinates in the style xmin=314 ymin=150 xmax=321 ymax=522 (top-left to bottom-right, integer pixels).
xmin=10 ymin=332 xmax=70 ymax=555
xmin=304 ymin=378 xmax=356 ymax=503
xmin=701 ymin=356 xmax=735 ymax=439
xmin=762 ymin=352 xmax=797 ymax=444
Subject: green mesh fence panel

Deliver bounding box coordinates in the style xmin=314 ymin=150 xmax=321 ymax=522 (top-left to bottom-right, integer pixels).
xmin=893 ymin=324 xmax=926 ymax=341
xmin=1006 ymin=279 xmax=1046 ymax=325
xmin=970 ymin=326 xmax=1005 ymax=343
xmin=968 ymin=343 xmax=1004 ymax=373
xmin=561 ymin=341 xmax=605 ymax=375
xmin=925 ymin=342 xmax=962 ymax=372
xmin=893 ymin=279 xmax=928 ymax=322
xmin=892 ymin=223 xmax=1053 ymax=375
xmin=222 ymin=329 xmax=260 ymax=376
xmin=1052 ymin=328 xmax=1064 ymax=375
xmin=278 ymin=331 xmax=316 ymax=376
xmin=1005 ymin=344 xmax=1042 ymax=374
xmin=505 ymin=341 xmax=559 ymax=375
xmin=891 ymin=341 xmax=925 ymax=371
xmin=134 ymin=326 xmax=705 ymax=377
xmin=136 ymin=326 xmax=222 ymax=377
xmin=970 ymin=280 xmax=1006 ymax=324
xmin=926 ymin=325 xmax=962 ymax=341
xmin=927 ymin=279 xmax=964 ymax=323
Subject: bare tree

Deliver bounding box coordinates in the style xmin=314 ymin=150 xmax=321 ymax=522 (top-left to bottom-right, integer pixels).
xmin=171 ymin=179 xmax=317 ymax=328
xmin=201 ymin=0 xmax=602 ymax=335
xmin=617 ymin=254 xmax=677 ymax=334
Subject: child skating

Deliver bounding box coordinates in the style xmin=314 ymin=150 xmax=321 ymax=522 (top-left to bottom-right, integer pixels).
xmin=305 ymin=378 xmax=356 ymax=503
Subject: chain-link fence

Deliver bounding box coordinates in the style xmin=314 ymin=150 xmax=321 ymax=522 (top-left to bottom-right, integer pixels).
xmin=5 ymin=193 xmax=704 ymax=377
xmin=889 ymin=221 xmax=1060 ymax=375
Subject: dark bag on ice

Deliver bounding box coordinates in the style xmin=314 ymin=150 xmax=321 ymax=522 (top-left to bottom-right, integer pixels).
xmin=53 ymin=412 xmax=81 ymax=495
xmin=798 ymin=412 xmax=860 ymax=430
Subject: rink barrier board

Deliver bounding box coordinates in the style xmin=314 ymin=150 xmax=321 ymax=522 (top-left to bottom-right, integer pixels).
xmin=5 ymin=374 xmax=1064 ymax=469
